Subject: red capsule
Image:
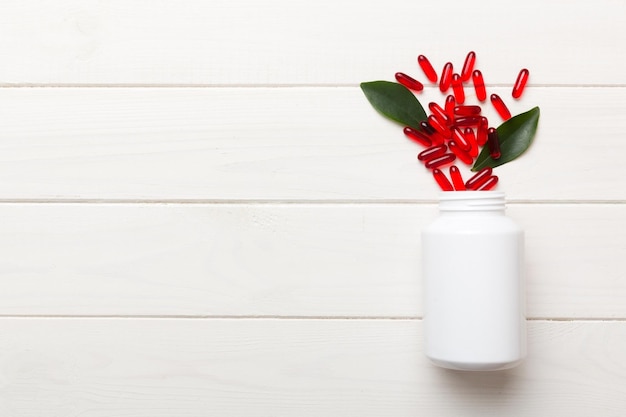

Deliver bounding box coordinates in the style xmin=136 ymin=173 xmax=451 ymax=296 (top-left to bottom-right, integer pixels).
xmin=454 ymin=105 xmax=481 ymax=116
xmin=444 ymin=95 xmax=456 ymax=121
xmin=428 ymin=102 xmax=451 ymax=126
xmin=451 ymin=73 xmax=465 ymax=104
xmin=432 ymin=168 xmax=454 ymax=191
xmin=453 ymin=116 xmax=481 ymax=127
xmin=420 ymin=121 xmax=444 ymax=145
xmin=487 ymin=127 xmax=501 ymax=159
xmin=428 ymin=115 xmax=452 ymax=139
xmin=448 ymin=141 xmax=473 ymax=165
xmin=395 ymin=72 xmax=424 ymax=92
xmin=477 ymin=117 xmax=489 ymax=146
xmin=472 ymin=70 xmax=487 ymax=102
xmin=477 ymin=175 xmax=499 ymax=191
xmin=465 ymin=167 xmax=493 ymax=190
xmin=418 ymin=55 xmax=438 ymax=83
xmin=490 ymin=94 xmax=511 ymax=120
xmin=512 ymin=68 xmax=529 ymax=99
xmin=439 ymin=62 xmax=453 ymax=92
xmin=460 ymin=51 xmax=476 ymax=82
xmin=451 ymin=127 xmax=471 ymax=152
xmin=403 ymin=127 xmax=432 ymax=147
xmin=417 ymin=144 xmax=447 ymax=162
xmin=464 ymin=127 xmax=479 ymax=158
xmin=449 ymin=166 xmax=466 ymax=191
xmin=425 ymin=153 xmax=456 ymax=169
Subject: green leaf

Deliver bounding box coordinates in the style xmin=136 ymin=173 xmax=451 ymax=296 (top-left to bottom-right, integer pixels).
xmin=360 ymin=81 xmax=427 ymax=130
xmin=471 ymin=106 xmax=540 ymax=172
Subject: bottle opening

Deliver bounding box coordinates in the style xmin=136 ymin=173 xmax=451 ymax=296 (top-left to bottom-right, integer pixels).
xmin=438 ymin=191 xmax=506 ymax=211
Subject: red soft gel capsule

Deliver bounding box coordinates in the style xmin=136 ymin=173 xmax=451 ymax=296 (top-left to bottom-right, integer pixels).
xmin=460 ymin=51 xmax=476 ymax=82
xmin=395 ymin=72 xmax=424 ymax=92
xmin=477 ymin=175 xmax=499 ymax=191
xmin=448 ymin=141 xmax=473 ymax=165
xmin=454 ymin=105 xmax=481 ymax=116
xmin=418 ymin=55 xmax=438 ymax=83
xmin=420 ymin=121 xmax=444 ymax=145
xmin=451 ymin=127 xmax=471 ymax=152
xmin=477 ymin=117 xmax=489 ymax=146
xmin=403 ymin=127 xmax=432 ymax=147
xmin=512 ymin=68 xmax=529 ymax=99
xmin=472 ymin=70 xmax=487 ymax=102
xmin=453 ymin=116 xmax=481 ymax=127
xmin=464 ymin=127 xmax=479 ymax=158
xmin=428 ymin=115 xmax=452 ymax=139
xmin=445 ymin=95 xmax=456 ymax=120
xmin=465 ymin=167 xmax=493 ymax=190
xmin=439 ymin=62 xmax=453 ymax=92
xmin=432 ymin=168 xmax=454 ymax=191
xmin=418 ymin=144 xmax=448 ymax=162
xmin=425 ymin=153 xmax=456 ymax=169
xmin=487 ymin=127 xmax=501 ymax=160
xmin=449 ymin=166 xmax=466 ymax=191
xmin=490 ymin=94 xmax=511 ymax=120
xmin=429 ymin=102 xmax=451 ymax=126
xmin=451 ymin=73 xmax=465 ymax=104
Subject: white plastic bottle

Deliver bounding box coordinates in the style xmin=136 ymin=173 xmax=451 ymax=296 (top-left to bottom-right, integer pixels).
xmin=422 ymin=191 xmax=526 ymax=371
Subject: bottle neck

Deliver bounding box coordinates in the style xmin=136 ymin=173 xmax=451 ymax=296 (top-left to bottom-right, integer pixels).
xmin=438 ymin=191 xmax=506 ymax=213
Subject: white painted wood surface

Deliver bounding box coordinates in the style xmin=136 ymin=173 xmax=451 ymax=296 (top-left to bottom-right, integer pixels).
xmin=1 ymin=0 xmax=626 ymax=415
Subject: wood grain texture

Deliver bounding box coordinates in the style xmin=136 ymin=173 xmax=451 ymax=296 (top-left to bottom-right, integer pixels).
xmin=0 ymin=0 xmax=624 ymax=85
xmin=1 ymin=86 xmax=624 ymax=201
xmin=0 ymin=203 xmax=624 ymax=319
xmin=0 ymin=318 xmax=625 ymax=417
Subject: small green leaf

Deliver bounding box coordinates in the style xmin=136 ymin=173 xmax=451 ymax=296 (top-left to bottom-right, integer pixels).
xmin=360 ymin=81 xmax=427 ymax=130
xmin=471 ymin=106 xmax=540 ymax=172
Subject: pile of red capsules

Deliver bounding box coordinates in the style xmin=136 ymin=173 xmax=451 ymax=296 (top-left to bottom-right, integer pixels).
xmin=394 ymin=51 xmax=529 ymax=191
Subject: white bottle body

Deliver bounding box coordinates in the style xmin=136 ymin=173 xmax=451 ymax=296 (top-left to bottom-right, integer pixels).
xmin=422 ymin=191 xmax=526 ymax=371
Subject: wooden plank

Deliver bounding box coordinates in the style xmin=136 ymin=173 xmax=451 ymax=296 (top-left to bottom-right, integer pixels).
xmin=0 ymin=318 xmax=625 ymax=416
xmin=0 ymin=203 xmax=624 ymax=319
xmin=0 ymin=86 xmax=623 ymax=201
xmin=0 ymin=0 xmax=623 ymax=85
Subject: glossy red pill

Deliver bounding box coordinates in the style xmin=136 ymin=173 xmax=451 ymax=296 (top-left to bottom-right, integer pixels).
xmin=439 ymin=62 xmax=453 ymax=92
xmin=448 ymin=141 xmax=473 ymax=165
xmin=477 ymin=175 xmax=499 ymax=191
xmin=466 ymin=167 xmax=493 ymax=190
xmin=445 ymin=95 xmax=456 ymax=121
xmin=432 ymin=168 xmax=454 ymax=191
xmin=490 ymin=94 xmax=511 ymax=120
xmin=395 ymin=72 xmax=424 ymax=92
xmin=453 ymin=116 xmax=481 ymax=127
xmin=487 ymin=127 xmax=501 ymax=159
xmin=454 ymin=105 xmax=481 ymax=116
xmin=451 ymin=73 xmax=465 ymax=104
xmin=428 ymin=115 xmax=452 ymax=139
xmin=418 ymin=144 xmax=448 ymax=162
xmin=418 ymin=55 xmax=438 ymax=83
xmin=477 ymin=117 xmax=489 ymax=146
xmin=420 ymin=121 xmax=444 ymax=145
xmin=472 ymin=70 xmax=487 ymax=102
xmin=403 ymin=126 xmax=432 ymax=147
xmin=464 ymin=127 xmax=479 ymax=158
xmin=449 ymin=166 xmax=466 ymax=191
xmin=512 ymin=68 xmax=529 ymax=99
xmin=451 ymin=127 xmax=471 ymax=152
xmin=429 ymin=102 xmax=451 ymax=126
xmin=460 ymin=51 xmax=476 ymax=82
xmin=425 ymin=153 xmax=456 ymax=169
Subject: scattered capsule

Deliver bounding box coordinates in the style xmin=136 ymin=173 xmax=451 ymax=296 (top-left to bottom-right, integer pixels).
xmin=439 ymin=62 xmax=453 ymax=92
xmin=490 ymin=94 xmax=511 ymax=120
xmin=420 ymin=121 xmax=444 ymax=145
xmin=464 ymin=127 xmax=479 ymax=158
xmin=451 ymin=127 xmax=471 ymax=152
xmin=487 ymin=127 xmax=501 ymax=159
xmin=453 ymin=116 xmax=481 ymax=127
xmin=465 ymin=167 xmax=493 ymax=190
xmin=444 ymin=95 xmax=456 ymax=121
xmin=428 ymin=115 xmax=452 ymax=139
xmin=472 ymin=69 xmax=487 ymax=102
xmin=429 ymin=102 xmax=451 ymax=126
xmin=449 ymin=166 xmax=466 ymax=191
xmin=451 ymin=73 xmax=465 ymax=104
xmin=454 ymin=105 xmax=481 ymax=116
xmin=425 ymin=153 xmax=456 ymax=169
xmin=460 ymin=51 xmax=476 ymax=82
xmin=448 ymin=141 xmax=473 ymax=165
xmin=432 ymin=168 xmax=454 ymax=191
xmin=395 ymin=72 xmax=424 ymax=92
xmin=477 ymin=175 xmax=499 ymax=191
xmin=418 ymin=55 xmax=438 ymax=83
xmin=512 ymin=68 xmax=529 ymax=99
xmin=403 ymin=127 xmax=432 ymax=147
xmin=477 ymin=117 xmax=489 ymax=146
xmin=417 ymin=144 xmax=448 ymax=162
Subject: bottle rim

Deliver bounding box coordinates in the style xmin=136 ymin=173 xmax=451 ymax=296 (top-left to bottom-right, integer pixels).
xmin=438 ymin=191 xmax=505 ymax=211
